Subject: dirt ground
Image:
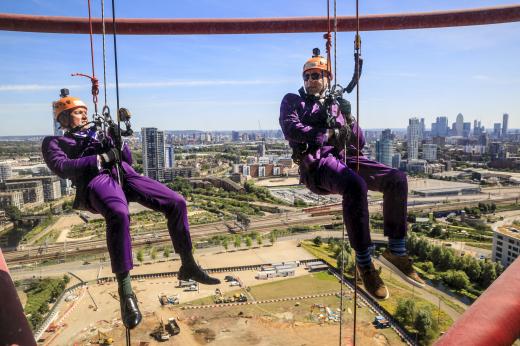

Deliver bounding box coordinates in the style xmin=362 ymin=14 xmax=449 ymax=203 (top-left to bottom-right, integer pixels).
xmin=55 ymin=214 xmax=88 ymax=243
xmin=39 ymin=240 xmax=406 ymax=346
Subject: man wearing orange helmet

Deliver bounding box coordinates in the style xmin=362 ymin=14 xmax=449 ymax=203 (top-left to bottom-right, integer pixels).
xmin=279 ymin=49 xmax=424 ymax=300
xmin=42 ymin=95 xmax=220 ymax=330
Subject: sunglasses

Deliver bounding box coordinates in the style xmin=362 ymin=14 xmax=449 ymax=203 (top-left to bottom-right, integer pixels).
xmin=303 ymin=72 xmax=324 ymax=81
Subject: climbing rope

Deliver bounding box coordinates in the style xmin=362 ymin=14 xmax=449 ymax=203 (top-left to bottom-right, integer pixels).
xmin=353 ymin=0 xmax=361 ymax=344
xmin=323 ymin=0 xmax=362 ymax=344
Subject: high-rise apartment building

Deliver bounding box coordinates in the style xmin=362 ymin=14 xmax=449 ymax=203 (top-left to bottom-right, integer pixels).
xmin=165 ymin=145 xmax=175 ymax=169
xmin=407 ymin=118 xmax=421 ymax=160
xmin=502 ymin=113 xmax=509 ymax=137
xmin=376 ymin=129 xmax=394 ymax=167
xmin=141 ymin=127 xmax=165 ymax=182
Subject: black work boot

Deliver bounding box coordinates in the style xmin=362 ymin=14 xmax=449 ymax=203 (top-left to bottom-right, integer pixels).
xmin=119 ymin=292 xmax=142 ymax=329
xmin=178 ymin=251 xmax=220 ymax=285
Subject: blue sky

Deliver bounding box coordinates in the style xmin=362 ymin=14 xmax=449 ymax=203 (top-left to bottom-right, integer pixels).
xmin=0 ymin=0 xmax=519 ymax=135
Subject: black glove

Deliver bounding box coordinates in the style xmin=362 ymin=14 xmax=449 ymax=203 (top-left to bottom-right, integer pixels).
xmin=336 ymin=97 xmax=354 ymax=125
xmin=329 ymin=126 xmax=352 ymax=151
xmin=100 ymin=148 xmax=120 ymax=168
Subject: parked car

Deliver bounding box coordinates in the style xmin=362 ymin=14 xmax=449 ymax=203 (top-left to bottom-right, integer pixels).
xmin=224 ymin=275 xmax=235 ymax=282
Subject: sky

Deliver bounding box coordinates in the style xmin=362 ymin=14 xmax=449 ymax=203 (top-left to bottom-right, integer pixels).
xmin=0 ymin=0 xmax=519 ymax=136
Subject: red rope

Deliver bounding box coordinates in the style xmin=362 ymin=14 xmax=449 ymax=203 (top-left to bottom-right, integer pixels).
xmin=72 ymin=0 xmax=99 ymax=114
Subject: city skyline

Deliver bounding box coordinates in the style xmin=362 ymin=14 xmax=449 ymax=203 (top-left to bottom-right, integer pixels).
xmin=1 ymin=1 xmax=519 ymax=135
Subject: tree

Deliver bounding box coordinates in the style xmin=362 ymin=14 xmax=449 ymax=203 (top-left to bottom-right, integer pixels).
xmin=4 ymin=205 xmax=22 ymax=221
xmin=269 ymin=232 xmax=276 ymax=245
xmin=394 ymin=298 xmax=416 ymax=325
xmin=336 ymin=249 xmax=353 ymax=273
xmin=234 ymin=235 xmax=242 ymax=249
xmin=465 ymin=258 xmax=482 ymax=282
xmin=136 ymin=249 xmax=144 ymax=263
xmin=443 ymin=270 xmax=470 ymax=290
xmin=256 ymin=236 xmax=263 ymax=246
xmin=163 ymin=247 xmax=171 ymax=258
xmin=221 ymin=238 xmax=229 ymax=251
xmin=313 ymin=236 xmax=323 ymax=246
xmin=480 ymin=261 xmax=497 ymax=288
xmin=429 ymin=225 xmax=443 ymax=238
xmin=438 ymin=249 xmax=456 ymax=271
xmin=421 ymin=261 xmax=435 ymax=274
xmin=414 ymin=308 xmax=438 ymax=345
xmin=244 ymin=236 xmax=253 ymax=248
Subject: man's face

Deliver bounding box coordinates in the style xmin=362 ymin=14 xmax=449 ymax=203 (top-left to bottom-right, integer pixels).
xmin=60 ymin=107 xmax=88 ymax=130
xmin=303 ymin=68 xmax=329 ymax=96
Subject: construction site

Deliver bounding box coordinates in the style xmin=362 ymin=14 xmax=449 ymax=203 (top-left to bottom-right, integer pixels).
xmin=33 ymin=239 xmax=406 ymax=345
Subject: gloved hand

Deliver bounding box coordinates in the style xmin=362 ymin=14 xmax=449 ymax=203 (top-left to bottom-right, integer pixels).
xmin=100 ymin=148 xmax=120 ymax=168
xmin=336 ymin=97 xmax=354 ymax=125
xmin=329 ymin=125 xmax=352 ymax=151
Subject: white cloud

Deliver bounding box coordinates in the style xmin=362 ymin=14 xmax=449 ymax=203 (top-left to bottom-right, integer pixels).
xmin=0 ymin=79 xmax=292 ymax=92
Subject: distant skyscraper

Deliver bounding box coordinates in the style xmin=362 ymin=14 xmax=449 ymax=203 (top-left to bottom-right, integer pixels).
xmin=432 ymin=116 xmax=449 ymax=137
xmin=455 ymin=113 xmax=464 ymax=136
xmin=462 ymin=122 xmax=471 ymax=138
xmin=232 ymin=131 xmax=240 ymax=142
xmin=422 ymin=144 xmax=437 ymax=161
xmin=392 ymin=153 xmax=401 ymax=169
xmin=420 ymin=118 xmax=425 ymax=140
xmin=407 ymin=118 xmax=421 ymax=160
xmin=258 ymin=142 xmax=266 ymax=157
xmin=142 ymin=127 xmax=165 ymax=181
xmin=376 ymin=129 xmax=394 ymax=167
xmin=165 ymin=145 xmax=175 ymax=168
xmin=502 ymin=113 xmax=509 ymax=137
xmin=493 ymin=123 xmax=502 ymax=139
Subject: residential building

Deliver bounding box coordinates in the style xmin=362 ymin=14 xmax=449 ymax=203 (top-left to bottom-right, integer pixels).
xmin=0 ymin=180 xmax=44 ymax=205
xmin=0 ymin=162 xmax=12 ymax=182
xmin=492 ymin=225 xmax=520 ymax=267
xmin=165 ymin=145 xmax=175 ymax=168
xmin=141 ymin=127 xmax=165 ymax=181
xmin=407 ymin=118 xmax=421 ymax=160
xmin=0 ymin=191 xmax=24 ymax=209
xmin=375 ymin=129 xmax=394 ymax=167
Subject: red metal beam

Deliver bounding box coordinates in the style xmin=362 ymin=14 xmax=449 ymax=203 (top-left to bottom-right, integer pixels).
xmin=1 ymin=5 xmax=520 ymax=35
xmin=0 ymin=249 xmax=36 ymax=346
xmin=435 ymin=258 xmax=520 ymax=346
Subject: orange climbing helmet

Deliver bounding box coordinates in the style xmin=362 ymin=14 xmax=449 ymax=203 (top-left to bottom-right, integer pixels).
xmin=303 ymin=48 xmax=332 ymax=80
xmin=52 ymin=96 xmax=87 ymax=120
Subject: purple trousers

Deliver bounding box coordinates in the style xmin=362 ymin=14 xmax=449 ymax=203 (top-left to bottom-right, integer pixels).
xmin=86 ymin=162 xmax=192 ymax=273
xmin=309 ymin=155 xmax=407 ymax=252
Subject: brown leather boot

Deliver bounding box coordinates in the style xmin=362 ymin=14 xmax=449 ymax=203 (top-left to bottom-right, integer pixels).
xmin=356 ymin=262 xmax=389 ymax=300
xmin=380 ymin=249 xmax=425 ymax=287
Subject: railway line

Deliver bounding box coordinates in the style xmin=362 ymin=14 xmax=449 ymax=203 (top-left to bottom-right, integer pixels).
xmin=5 ymin=195 xmax=518 ymax=266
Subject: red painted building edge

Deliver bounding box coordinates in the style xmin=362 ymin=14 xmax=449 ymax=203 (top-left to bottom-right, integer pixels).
xmin=435 ymin=258 xmax=520 ymax=346
xmin=0 ymin=5 xmax=520 ymax=35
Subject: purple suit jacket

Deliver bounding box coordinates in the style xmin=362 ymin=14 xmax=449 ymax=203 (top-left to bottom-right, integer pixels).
xmin=279 ymin=92 xmax=365 ymax=157
xmin=41 ymin=130 xmax=132 ymax=210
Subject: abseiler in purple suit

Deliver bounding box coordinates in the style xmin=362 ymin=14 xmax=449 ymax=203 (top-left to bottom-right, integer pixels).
xmin=45 ymin=94 xmax=219 ymax=329
xmin=279 ymin=92 xmax=408 ymax=252
xmin=42 ymin=132 xmax=191 ymax=274
xmin=278 ymin=48 xmax=425 ymax=300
